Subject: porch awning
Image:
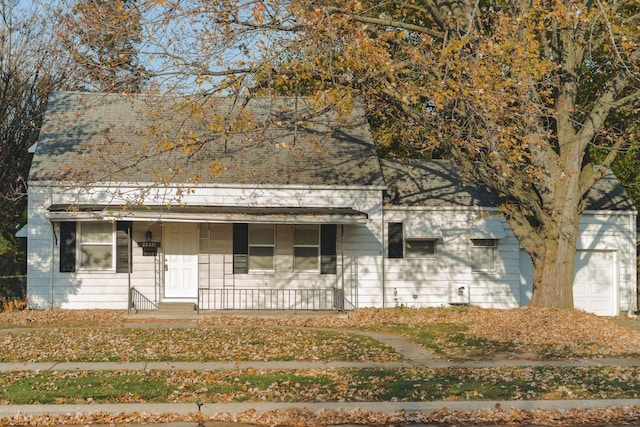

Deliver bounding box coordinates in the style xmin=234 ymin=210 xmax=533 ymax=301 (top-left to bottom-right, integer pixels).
xmin=46 ymin=204 xmax=369 ymax=224
xmin=469 ymin=218 xmax=506 ymax=239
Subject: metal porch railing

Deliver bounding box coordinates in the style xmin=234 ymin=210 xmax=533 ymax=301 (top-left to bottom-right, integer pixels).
xmin=198 ymin=287 xmax=348 ymax=311
xmin=130 ymin=287 xmax=159 ymax=312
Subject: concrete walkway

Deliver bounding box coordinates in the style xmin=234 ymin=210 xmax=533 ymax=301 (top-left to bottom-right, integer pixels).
xmin=1 ymin=320 xmax=640 ymax=422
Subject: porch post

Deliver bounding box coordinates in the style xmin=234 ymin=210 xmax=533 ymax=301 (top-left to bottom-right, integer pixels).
xmin=127 ymin=226 xmax=132 ymax=314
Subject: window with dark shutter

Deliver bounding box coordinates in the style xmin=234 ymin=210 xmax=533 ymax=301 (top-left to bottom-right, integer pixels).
xmin=320 ymin=224 xmax=337 ymax=274
xmin=388 ymin=222 xmax=404 ymax=258
xmin=116 ymin=221 xmax=133 ymax=273
xmin=59 ymin=222 xmax=77 ymax=272
xmin=233 ymin=223 xmax=249 ymax=274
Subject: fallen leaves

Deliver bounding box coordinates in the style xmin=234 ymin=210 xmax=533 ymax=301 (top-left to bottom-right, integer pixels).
xmin=2 ymin=306 xmax=639 ymax=360
xmin=0 ymin=327 xmax=401 ymax=363
xmin=2 ymin=406 xmax=640 ymax=426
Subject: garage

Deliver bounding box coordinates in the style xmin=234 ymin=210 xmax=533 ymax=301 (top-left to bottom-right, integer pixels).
xmin=573 ymin=250 xmax=617 ymax=316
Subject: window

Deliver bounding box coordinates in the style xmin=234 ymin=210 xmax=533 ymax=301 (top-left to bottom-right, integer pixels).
xmin=388 ymin=223 xmax=437 ymax=259
xmin=233 ymin=223 xmax=337 ymax=275
xmin=471 ymin=239 xmax=497 ymax=271
xmin=248 ymin=224 xmax=275 ymax=271
xmin=388 ymin=222 xmax=403 ymax=258
xmin=60 ymin=221 xmax=131 ymax=273
xmin=405 ymin=239 xmax=437 ymax=258
xmin=60 ymin=222 xmax=77 ymax=272
xmin=320 ymin=224 xmax=337 ymax=274
xmin=294 ymin=224 xmax=319 ymax=271
xmin=79 ymin=222 xmax=114 ymax=269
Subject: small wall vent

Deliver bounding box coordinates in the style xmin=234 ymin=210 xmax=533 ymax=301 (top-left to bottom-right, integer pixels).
xmin=448 ymin=282 xmax=470 ymax=305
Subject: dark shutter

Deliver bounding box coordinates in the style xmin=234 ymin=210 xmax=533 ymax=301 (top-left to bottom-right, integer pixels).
xmin=116 ymin=221 xmax=133 ymax=273
xmin=388 ymin=222 xmax=404 ymax=258
xmin=233 ymin=223 xmax=249 ymax=274
xmin=320 ymin=224 xmax=337 ymax=274
xmin=59 ymin=222 xmax=77 ymax=272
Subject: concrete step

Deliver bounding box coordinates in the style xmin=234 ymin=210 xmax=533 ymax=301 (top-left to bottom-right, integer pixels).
xmin=157 ymin=302 xmax=197 ymax=312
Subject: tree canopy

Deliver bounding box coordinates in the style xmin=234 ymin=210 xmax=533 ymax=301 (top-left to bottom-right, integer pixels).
xmin=0 ymin=0 xmax=66 ymax=280
xmin=50 ymin=0 xmax=640 ymax=308
xmin=58 ymin=0 xmax=147 ymax=92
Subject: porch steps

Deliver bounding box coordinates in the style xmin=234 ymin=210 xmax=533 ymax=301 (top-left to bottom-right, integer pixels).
xmin=157 ymin=302 xmax=197 ymax=313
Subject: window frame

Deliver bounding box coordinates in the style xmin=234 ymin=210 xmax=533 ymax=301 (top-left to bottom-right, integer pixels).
xmin=248 ymin=223 xmax=276 ymax=272
xmin=293 ymin=224 xmax=320 ymax=272
xmin=78 ymin=222 xmax=116 ymax=271
xmin=471 ymin=238 xmax=498 ymax=272
xmin=404 ymin=238 xmax=438 ymax=258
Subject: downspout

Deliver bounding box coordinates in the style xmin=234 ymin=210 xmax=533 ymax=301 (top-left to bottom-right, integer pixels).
xmin=381 ymin=206 xmax=386 ymax=308
xmin=127 ymin=224 xmax=132 ymax=314
xmin=630 ymin=210 xmax=638 ymax=316
xmin=340 ymin=224 xmax=345 ymax=310
xmin=50 ymin=222 xmax=56 ymax=309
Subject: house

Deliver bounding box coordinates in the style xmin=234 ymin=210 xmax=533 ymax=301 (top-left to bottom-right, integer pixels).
xmin=23 ymin=92 xmax=638 ymax=316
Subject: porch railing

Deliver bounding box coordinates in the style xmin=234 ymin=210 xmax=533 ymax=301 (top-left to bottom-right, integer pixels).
xmin=130 ymin=287 xmax=159 ymax=312
xmin=198 ymin=287 xmax=347 ymax=311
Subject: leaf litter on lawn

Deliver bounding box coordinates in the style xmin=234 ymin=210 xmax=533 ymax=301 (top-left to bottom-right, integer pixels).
xmin=1 ymin=306 xmax=639 ymax=360
xmin=3 ymin=405 xmax=640 ymax=426
xmin=0 ymin=326 xmax=402 ymax=363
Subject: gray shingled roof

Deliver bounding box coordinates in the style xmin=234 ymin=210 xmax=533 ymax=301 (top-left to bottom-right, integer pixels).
xmin=30 ymin=92 xmax=385 ymax=187
xmin=31 ymin=92 xmax=632 ymax=213
xmin=380 ymin=158 xmax=634 ymax=211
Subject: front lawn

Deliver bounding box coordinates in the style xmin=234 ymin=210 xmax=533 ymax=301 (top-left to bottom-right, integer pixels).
xmin=1 ymin=306 xmax=639 ymax=360
xmin=2 ymin=366 xmax=639 ymax=405
xmin=0 ymin=327 xmax=401 ymax=363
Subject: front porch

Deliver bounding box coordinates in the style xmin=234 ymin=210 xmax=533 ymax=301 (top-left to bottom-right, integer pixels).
xmin=128 ymin=221 xmax=364 ymax=313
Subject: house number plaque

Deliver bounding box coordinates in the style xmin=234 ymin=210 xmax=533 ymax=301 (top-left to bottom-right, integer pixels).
xmin=138 ymin=241 xmax=161 ymax=256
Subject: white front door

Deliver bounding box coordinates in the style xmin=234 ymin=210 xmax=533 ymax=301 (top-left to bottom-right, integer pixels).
xmin=164 ymin=223 xmax=199 ymax=300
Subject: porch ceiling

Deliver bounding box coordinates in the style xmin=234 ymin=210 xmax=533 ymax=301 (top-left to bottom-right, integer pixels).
xmin=47 ymin=204 xmax=369 ymax=224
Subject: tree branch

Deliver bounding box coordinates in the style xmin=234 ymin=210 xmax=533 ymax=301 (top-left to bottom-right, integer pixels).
xmin=325 ymin=6 xmax=445 ymax=39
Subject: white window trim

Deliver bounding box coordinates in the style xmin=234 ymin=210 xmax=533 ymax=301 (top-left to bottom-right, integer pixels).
xmin=293 ymin=224 xmax=320 ymax=272
xmin=77 ymin=222 xmax=115 ymax=271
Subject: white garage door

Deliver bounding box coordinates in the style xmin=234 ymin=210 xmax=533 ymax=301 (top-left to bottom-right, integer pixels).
xmin=573 ymin=250 xmax=616 ymax=316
